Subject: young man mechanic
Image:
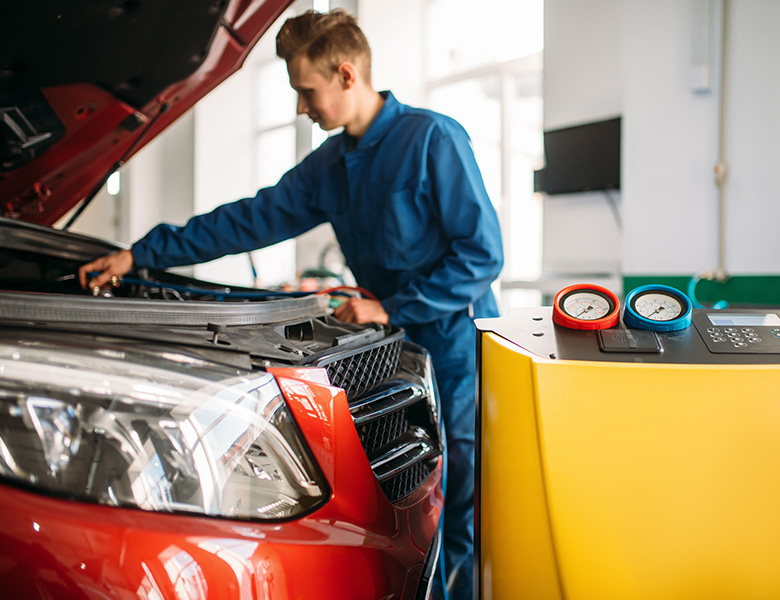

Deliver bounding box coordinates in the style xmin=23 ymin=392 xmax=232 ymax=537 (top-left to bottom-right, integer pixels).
xmin=80 ymin=9 xmax=503 ymax=599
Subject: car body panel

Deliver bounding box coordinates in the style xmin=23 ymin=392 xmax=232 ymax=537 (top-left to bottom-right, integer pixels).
xmin=0 ymin=484 xmax=437 ymax=599
xmin=1 ymin=0 xmax=294 ymax=225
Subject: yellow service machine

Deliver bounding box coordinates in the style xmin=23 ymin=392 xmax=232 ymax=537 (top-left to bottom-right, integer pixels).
xmin=476 ymin=283 xmax=780 ymax=600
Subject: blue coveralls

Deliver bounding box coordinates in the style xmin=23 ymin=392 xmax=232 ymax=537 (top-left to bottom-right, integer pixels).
xmin=132 ymin=91 xmax=504 ymax=599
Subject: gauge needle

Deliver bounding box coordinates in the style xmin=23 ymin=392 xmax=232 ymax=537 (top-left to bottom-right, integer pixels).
xmin=576 ymin=305 xmax=594 ymax=317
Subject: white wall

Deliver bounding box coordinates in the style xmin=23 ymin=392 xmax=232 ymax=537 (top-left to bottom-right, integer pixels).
xmin=544 ymin=0 xmax=780 ymax=277
xmin=543 ymin=0 xmax=623 ymax=127
xmin=123 ymin=111 xmax=195 ymax=245
xmin=622 ymin=0 xmax=721 ymax=275
xmin=723 ymin=0 xmax=780 ymax=273
xmin=359 ymin=0 xmax=426 ymax=106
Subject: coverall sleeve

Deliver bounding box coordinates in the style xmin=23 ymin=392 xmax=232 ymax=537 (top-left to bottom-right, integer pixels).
xmin=131 ymin=156 xmax=325 ymax=269
xmin=380 ymin=122 xmax=504 ymax=325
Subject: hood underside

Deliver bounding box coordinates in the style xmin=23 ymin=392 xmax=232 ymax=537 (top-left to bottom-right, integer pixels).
xmin=0 ymin=0 xmax=293 ymax=226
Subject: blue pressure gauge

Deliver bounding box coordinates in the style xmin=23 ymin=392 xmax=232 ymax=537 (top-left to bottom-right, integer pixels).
xmin=623 ymin=284 xmax=693 ymax=332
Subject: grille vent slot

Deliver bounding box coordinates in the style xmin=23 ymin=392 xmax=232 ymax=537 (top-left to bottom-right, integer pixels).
xmin=350 ymin=381 xmax=440 ymax=504
xmin=312 ymin=333 xmax=403 ymax=399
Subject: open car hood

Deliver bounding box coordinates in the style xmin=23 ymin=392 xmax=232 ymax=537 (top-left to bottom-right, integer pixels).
xmin=0 ymin=0 xmax=293 ymax=226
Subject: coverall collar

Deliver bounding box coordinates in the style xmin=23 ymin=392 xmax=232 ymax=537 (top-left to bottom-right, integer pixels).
xmin=342 ymin=90 xmax=401 ymax=153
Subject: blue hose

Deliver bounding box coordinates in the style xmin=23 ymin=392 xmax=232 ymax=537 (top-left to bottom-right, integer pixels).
xmin=120 ymin=276 xmax=312 ymax=300
xmin=687 ymin=276 xmax=728 ymax=309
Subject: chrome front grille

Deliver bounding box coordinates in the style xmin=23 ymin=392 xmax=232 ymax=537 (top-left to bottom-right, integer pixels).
xmin=313 ymin=335 xmax=441 ymax=504
xmin=350 ymin=379 xmax=441 ymax=504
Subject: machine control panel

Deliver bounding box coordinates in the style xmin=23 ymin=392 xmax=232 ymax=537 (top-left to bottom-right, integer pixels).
xmin=478 ymin=307 xmax=780 ymax=365
xmin=693 ymin=310 xmax=780 ymax=354
xmin=478 ymin=282 xmax=780 ymax=364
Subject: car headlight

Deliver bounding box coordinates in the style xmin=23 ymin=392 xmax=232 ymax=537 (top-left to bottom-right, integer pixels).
xmin=0 ymin=345 xmax=328 ymax=521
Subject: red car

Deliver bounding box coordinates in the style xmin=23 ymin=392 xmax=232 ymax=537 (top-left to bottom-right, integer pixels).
xmin=0 ymin=1 xmax=444 ymax=598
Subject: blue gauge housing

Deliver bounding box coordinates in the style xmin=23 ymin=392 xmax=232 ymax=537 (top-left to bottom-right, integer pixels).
xmin=624 ymin=284 xmax=693 ymax=332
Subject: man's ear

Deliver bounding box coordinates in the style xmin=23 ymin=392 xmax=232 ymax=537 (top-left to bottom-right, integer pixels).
xmin=336 ymin=62 xmax=358 ymax=90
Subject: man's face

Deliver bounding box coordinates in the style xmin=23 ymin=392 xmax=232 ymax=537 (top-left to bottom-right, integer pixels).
xmin=287 ymin=55 xmax=349 ymax=131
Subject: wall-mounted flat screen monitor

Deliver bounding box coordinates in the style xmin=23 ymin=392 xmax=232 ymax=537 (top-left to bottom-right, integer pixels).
xmin=534 ymin=117 xmax=621 ymax=195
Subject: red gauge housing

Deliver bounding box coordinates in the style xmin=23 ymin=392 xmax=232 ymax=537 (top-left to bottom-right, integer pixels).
xmin=553 ymin=283 xmax=621 ymax=330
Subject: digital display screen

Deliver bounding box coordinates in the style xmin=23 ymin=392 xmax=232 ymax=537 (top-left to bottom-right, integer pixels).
xmin=707 ymin=313 xmax=780 ymax=326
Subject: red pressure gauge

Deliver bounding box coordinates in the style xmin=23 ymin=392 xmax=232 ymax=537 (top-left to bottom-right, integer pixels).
xmin=553 ymin=284 xmax=621 ymax=330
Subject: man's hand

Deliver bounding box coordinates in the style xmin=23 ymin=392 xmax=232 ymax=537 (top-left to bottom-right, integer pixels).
xmin=333 ymin=297 xmax=389 ymax=324
xmin=78 ymin=249 xmax=135 ymax=291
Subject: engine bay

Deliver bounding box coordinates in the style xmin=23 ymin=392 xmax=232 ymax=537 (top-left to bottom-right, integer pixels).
xmin=0 ymin=217 xmax=399 ymax=369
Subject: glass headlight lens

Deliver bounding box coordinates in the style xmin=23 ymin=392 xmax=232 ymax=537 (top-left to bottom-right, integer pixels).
xmin=0 ymin=346 xmax=328 ymax=521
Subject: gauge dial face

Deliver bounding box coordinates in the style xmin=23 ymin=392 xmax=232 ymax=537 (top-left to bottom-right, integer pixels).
xmin=553 ymin=284 xmax=621 ymax=330
xmin=632 ymin=292 xmax=683 ymax=322
xmin=562 ymin=292 xmax=613 ymax=320
xmin=623 ymin=284 xmax=693 ymax=332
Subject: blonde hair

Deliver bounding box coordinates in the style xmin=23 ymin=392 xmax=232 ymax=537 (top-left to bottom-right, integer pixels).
xmin=276 ymin=9 xmax=372 ymax=82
